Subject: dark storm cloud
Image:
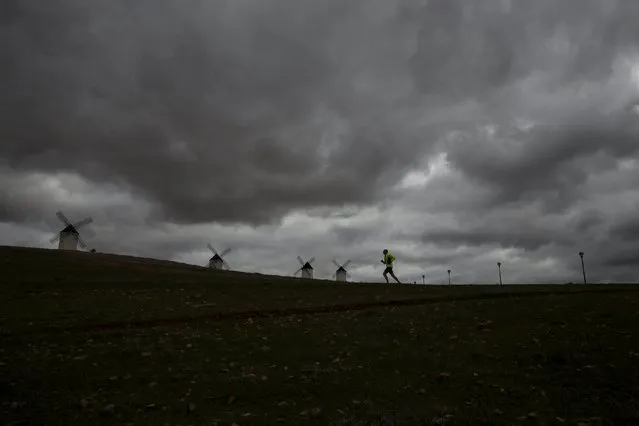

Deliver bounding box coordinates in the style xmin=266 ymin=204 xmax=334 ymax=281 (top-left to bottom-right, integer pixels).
xmin=602 ymin=252 xmax=639 ymax=268
xmin=574 ymin=209 xmax=605 ymax=234
xmin=2 ymin=0 xmax=639 ymax=283
xmin=442 ymin=111 xmax=639 ymax=218
xmin=411 ymin=0 xmax=639 ymax=98
xmin=610 ymin=217 xmax=639 ymax=243
xmin=412 ymin=0 xmax=639 ymax=219
xmin=0 ymin=0 xmax=433 ymax=225
xmin=3 ymin=0 xmax=637 ymax=226
xmin=0 ymin=167 xmax=152 ymax=228
xmin=422 ymin=228 xmax=571 ymax=252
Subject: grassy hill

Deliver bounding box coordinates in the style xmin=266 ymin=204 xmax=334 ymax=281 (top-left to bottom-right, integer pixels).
xmin=1 ymin=245 xmax=639 ymax=425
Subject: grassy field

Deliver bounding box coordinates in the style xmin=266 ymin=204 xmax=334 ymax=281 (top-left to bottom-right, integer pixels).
xmin=1 ymin=246 xmax=639 ymax=425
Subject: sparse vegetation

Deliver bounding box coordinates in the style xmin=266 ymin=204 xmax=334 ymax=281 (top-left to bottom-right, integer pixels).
xmin=1 ymin=246 xmax=639 ymax=425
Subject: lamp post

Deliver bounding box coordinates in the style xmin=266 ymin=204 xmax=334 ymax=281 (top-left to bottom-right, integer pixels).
xmin=447 ymin=269 xmax=451 ymax=286
xmin=579 ymin=252 xmax=587 ymax=284
xmin=497 ymin=262 xmax=503 ymax=286
xmin=422 ymin=274 xmax=425 ymax=285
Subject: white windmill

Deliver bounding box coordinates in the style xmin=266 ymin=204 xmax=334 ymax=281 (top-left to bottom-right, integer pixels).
xmin=294 ymin=255 xmax=315 ymax=279
xmin=332 ymin=259 xmax=352 ymax=282
xmin=207 ymin=244 xmax=231 ymax=270
xmin=49 ymin=210 xmax=93 ymax=251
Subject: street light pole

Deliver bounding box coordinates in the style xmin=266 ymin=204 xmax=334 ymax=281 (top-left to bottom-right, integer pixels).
xmin=447 ymin=269 xmax=451 ymax=286
xmin=579 ymin=252 xmax=587 ymax=284
xmin=422 ymin=274 xmax=425 ymax=285
xmin=497 ymin=262 xmax=502 ymax=286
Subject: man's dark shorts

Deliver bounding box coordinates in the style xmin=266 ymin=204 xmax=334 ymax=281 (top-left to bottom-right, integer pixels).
xmin=383 ymin=266 xmax=393 ymax=274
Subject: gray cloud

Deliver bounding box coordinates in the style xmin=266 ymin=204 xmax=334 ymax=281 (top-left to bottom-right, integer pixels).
xmin=0 ymin=0 xmax=435 ymax=225
xmin=1 ymin=0 xmax=639 ymax=283
xmin=610 ymin=211 xmax=639 ymax=241
xmin=603 ymin=252 xmax=639 ymax=268
xmin=444 ymin=115 xmax=639 ymax=213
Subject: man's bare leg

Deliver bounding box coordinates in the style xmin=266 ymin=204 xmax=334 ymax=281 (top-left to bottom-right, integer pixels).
xmin=390 ymin=271 xmax=401 ymax=284
xmin=383 ymin=272 xmax=389 ymax=283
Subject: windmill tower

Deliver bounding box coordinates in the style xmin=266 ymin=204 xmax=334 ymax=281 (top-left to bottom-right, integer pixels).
xmin=49 ymin=210 xmax=93 ymax=251
xmin=332 ymin=259 xmax=352 ymax=282
xmin=207 ymin=244 xmax=231 ymax=270
xmin=294 ymin=255 xmax=315 ymax=279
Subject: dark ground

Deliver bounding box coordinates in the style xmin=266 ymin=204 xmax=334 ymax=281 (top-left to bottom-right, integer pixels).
xmin=1 ymin=246 xmax=638 ymax=425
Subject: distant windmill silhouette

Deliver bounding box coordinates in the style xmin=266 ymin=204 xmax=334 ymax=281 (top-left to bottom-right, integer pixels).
xmin=294 ymin=256 xmax=315 ymax=279
xmin=206 ymin=244 xmax=231 ymax=270
xmin=497 ymin=262 xmax=503 ymax=286
xmin=332 ymin=259 xmax=352 ymax=282
xmin=447 ymin=269 xmax=451 ymax=286
xmin=578 ymin=252 xmax=587 ymax=284
xmin=49 ymin=210 xmax=93 ymax=251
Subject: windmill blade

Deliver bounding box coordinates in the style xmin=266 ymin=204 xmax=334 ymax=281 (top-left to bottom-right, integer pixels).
xmin=293 ymin=267 xmax=303 ymax=276
xmin=222 ymin=259 xmax=231 ymax=269
xmin=207 ymin=244 xmax=218 ymax=254
xmin=219 ymin=248 xmax=232 ymax=257
xmin=76 ymin=233 xmax=87 ymax=249
xmin=49 ymin=233 xmax=61 ymax=243
xmin=296 ymin=255 xmax=305 ymax=266
xmin=342 ymin=260 xmax=352 ymax=269
xmin=332 ymin=259 xmax=341 ymax=268
xmin=73 ymin=217 xmax=93 ymax=230
xmin=307 ymin=256 xmax=315 ymax=265
xmin=56 ymin=210 xmax=71 ymax=226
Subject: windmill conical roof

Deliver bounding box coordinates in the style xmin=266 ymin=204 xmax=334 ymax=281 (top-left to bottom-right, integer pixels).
xmin=61 ymin=224 xmax=78 ymax=234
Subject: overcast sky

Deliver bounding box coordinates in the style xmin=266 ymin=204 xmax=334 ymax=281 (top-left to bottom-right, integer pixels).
xmin=2 ymin=0 xmax=639 ymax=284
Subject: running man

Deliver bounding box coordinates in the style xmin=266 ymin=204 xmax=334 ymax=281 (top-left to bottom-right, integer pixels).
xmin=381 ymin=249 xmax=401 ymax=284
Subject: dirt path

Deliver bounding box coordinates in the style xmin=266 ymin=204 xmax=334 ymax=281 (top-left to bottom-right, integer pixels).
xmin=14 ymin=286 xmax=634 ymax=336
